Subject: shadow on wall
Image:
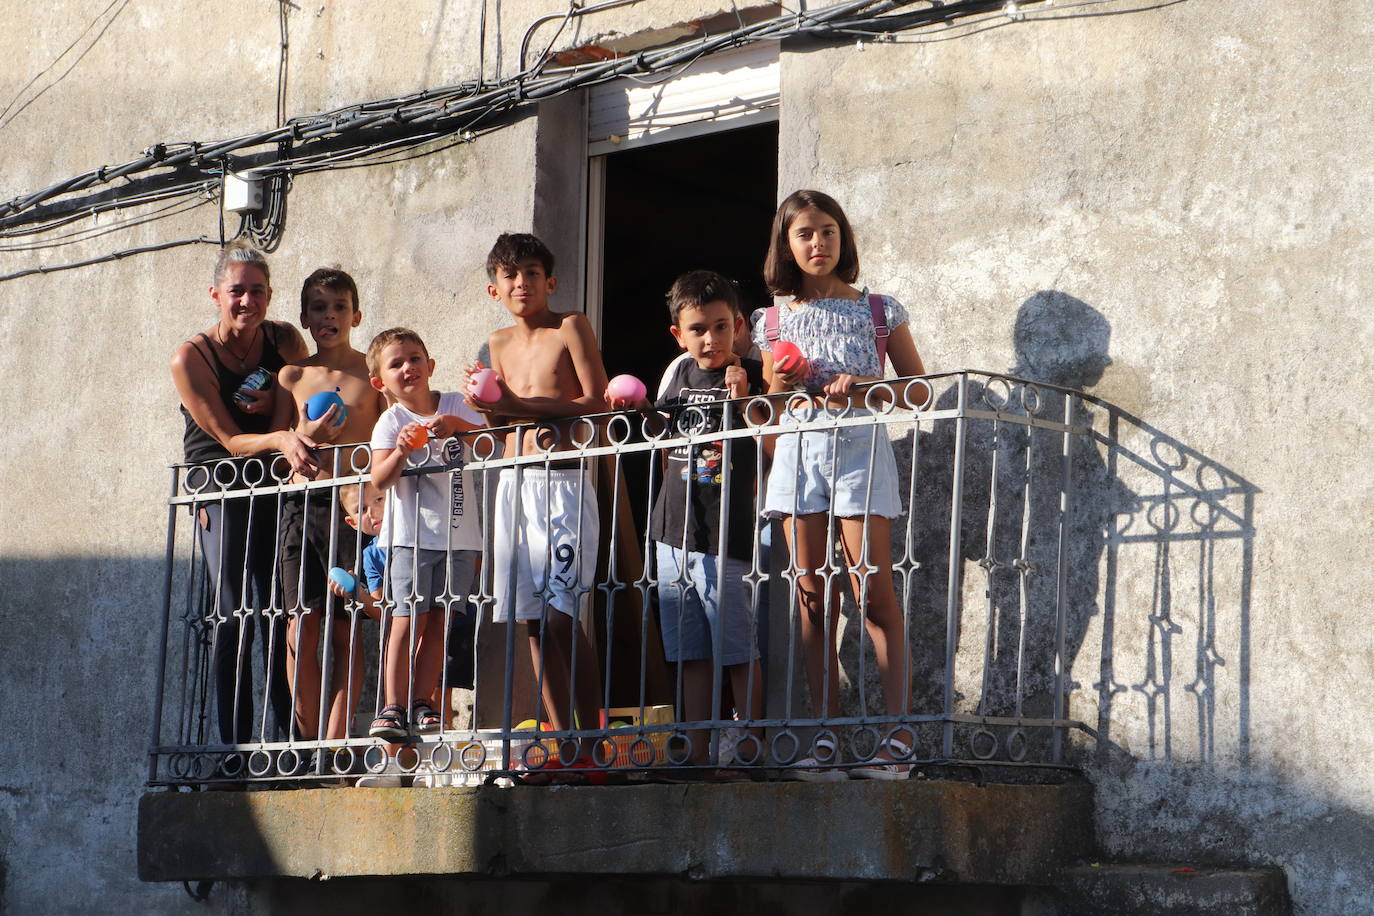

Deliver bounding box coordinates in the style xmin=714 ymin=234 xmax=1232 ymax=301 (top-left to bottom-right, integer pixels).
xmin=902 ymin=290 xmax=1258 ymax=769
xmin=0 ymin=553 xmax=199 ymax=911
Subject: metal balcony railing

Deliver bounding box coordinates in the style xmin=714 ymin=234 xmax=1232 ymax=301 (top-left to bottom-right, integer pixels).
xmin=149 ymin=371 xmax=1103 ymax=787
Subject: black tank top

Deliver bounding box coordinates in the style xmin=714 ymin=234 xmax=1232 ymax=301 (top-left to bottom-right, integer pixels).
xmin=180 ymin=322 xmax=289 ymax=464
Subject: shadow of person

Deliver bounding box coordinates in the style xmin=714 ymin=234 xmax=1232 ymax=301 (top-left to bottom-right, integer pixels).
xmin=906 ymin=291 xmax=1136 ymax=762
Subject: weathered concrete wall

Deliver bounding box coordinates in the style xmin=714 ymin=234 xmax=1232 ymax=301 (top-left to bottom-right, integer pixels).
xmin=778 ymin=2 xmax=1373 ymax=913
xmin=0 ymin=3 xmax=754 ymax=913
xmin=0 ymin=2 xmax=774 ymax=912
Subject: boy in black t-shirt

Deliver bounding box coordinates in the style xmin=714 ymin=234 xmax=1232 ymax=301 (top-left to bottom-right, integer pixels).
xmin=610 ymin=270 xmax=766 ymax=767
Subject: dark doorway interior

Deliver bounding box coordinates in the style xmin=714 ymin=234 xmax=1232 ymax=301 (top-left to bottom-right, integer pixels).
xmin=597 ymin=120 xmax=779 ymax=533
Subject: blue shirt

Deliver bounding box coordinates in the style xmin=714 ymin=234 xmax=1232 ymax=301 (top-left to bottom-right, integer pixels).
xmin=362 ymin=539 xmax=387 ymax=594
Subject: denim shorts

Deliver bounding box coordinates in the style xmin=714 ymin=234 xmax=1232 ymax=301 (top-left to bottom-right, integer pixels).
xmin=654 ymin=542 xmax=759 ymax=665
xmin=763 ymin=409 xmax=903 ymax=519
xmin=387 ymin=547 xmax=477 ymax=617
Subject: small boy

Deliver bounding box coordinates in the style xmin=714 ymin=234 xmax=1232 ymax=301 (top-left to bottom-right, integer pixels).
xmin=331 ymin=480 xmax=388 ymax=617
xmin=464 ymin=232 xmax=608 ymax=775
xmin=272 ymin=267 xmax=387 ymax=742
xmin=330 ymin=480 xmax=403 ymax=787
xmin=614 ymin=270 xmax=766 ymax=766
xmin=366 ymin=328 xmax=483 ymax=770
xmin=336 ymin=479 xmax=478 ymax=709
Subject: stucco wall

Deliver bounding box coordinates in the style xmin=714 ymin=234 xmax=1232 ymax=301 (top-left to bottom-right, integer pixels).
xmin=0 ymin=3 xmax=768 ymax=912
xmin=778 ymin=2 xmax=1373 ymax=912
xmin=0 ymin=4 xmax=606 ymax=914
xmin=1 ymin=0 xmax=1370 ymax=912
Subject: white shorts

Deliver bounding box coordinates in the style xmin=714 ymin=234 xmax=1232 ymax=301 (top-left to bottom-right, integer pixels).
xmin=491 ymin=467 xmax=599 ymax=623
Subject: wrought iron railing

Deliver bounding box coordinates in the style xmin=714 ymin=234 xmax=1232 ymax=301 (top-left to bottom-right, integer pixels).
xmin=150 ymin=371 xmax=1105 ymax=787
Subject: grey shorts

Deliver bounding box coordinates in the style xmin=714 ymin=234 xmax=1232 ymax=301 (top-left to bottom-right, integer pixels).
xmin=654 ymin=542 xmax=758 ymax=666
xmin=763 ymin=409 xmax=903 ymax=519
xmin=387 ymin=547 xmax=478 ymax=617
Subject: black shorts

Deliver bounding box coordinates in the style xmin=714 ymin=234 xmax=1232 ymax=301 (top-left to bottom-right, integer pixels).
xmin=278 ymin=491 xmax=359 ymax=611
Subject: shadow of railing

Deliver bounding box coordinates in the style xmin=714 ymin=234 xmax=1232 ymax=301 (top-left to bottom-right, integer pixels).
xmin=897 ymin=292 xmax=1257 ymax=772
xmin=1090 ymin=398 xmax=1257 ymax=766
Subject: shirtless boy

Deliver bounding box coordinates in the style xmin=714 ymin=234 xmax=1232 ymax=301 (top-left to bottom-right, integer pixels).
xmin=272 ymin=267 xmax=387 ymax=741
xmin=466 ymin=233 xmax=608 ymax=774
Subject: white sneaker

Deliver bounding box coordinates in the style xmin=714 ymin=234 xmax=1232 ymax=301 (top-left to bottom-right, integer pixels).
xmin=355 ymin=759 xmax=408 ymax=788
xmin=782 ymin=738 xmax=846 ymax=782
xmin=850 ymin=737 xmax=913 ymax=781
xmin=717 ymin=726 xmax=745 ymax=763
xmin=786 ymin=757 xmax=849 ymax=782
xmin=411 ymin=764 xmax=454 ymax=788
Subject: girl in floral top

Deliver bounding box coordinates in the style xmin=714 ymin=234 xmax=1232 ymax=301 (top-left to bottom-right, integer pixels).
xmin=753 ymin=189 xmax=927 ymax=780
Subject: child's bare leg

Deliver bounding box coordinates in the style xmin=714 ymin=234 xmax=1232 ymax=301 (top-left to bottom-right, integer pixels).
xmin=571 ymin=622 xmax=602 ymax=758
xmin=383 ymin=614 xmax=418 ymax=710
xmin=680 ymin=659 xmax=714 ymax=764
xmin=728 ymin=660 xmax=765 ymax=748
xmin=527 ymin=611 xmax=601 ymax=757
xmin=426 ymin=611 xmax=449 ymax=728
xmin=527 ymin=618 xmax=570 ymax=732
xmin=323 ymin=621 xmax=360 ymax=740
xmin=287 ymin=609 xmax=323 ymax=739
xmin=411 ymin=608 xmax=447 ymax=711
xmin=782 ymin=513 xmax=842 ymax=717
xmin=839 ymin=515 xmax=910 ymax=721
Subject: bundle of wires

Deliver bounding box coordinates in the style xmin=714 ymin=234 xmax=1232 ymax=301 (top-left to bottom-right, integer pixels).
xmin=0 ymin=0 xmax=1171 ymax=282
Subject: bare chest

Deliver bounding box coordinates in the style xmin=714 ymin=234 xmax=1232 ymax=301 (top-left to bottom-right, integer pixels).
xmin=497 ymin=334 xmax=579 ymax=399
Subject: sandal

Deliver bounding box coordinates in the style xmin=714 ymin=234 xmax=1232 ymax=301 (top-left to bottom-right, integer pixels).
xmin=368 ymin=704 xmax=408 ymax=740
xmin=411 ymin=701 xmax=441 ymax=734
xmin=784 ymin=737 xmax=847 ymax=783
xmin=850 ymin=737 xmax=913 ymax=781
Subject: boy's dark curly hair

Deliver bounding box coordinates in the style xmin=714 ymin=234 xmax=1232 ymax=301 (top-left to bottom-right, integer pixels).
xmin=485 ymin=232 xmax=555 ymax=281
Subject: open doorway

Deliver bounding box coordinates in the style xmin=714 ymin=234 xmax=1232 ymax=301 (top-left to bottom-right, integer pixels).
xmin=594 ymin=119 xmax=779 ymax=532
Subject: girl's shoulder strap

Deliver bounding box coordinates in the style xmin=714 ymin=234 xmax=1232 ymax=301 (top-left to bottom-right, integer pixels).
xmin=764 ymin=304 xmax=781 ymax=342
xmin=868 ymin=293 xmax=889 ymax=372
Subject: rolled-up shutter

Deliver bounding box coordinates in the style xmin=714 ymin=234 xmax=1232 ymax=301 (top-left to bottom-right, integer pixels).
xmin=587 ymin=42 xmax=779 ymax=154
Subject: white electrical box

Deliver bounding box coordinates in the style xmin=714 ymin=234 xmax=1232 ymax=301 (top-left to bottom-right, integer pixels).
xmin=223 ymin=173 xmax=264 ymax=212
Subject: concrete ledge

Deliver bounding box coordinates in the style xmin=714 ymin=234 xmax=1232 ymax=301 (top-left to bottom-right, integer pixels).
xmin=139 ymin=779 xmax=1093 ymax=885
xmin=1058 ymin=864 xmax=1291 ymax=915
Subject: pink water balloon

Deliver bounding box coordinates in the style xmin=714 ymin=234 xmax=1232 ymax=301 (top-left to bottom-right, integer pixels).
xmin=467 ymin=367 xmax=502 ymax=403
xmin=772 ymin=340 xmax=808 ymax=377
xmin=606 ymin=374 xmax=647 ymax=403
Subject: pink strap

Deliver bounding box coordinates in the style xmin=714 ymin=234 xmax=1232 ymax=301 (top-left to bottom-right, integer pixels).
xmin=869 ymin=293 xmax=889 ymax=373
xmin=767 ymin=299 xmax=888 ymax=371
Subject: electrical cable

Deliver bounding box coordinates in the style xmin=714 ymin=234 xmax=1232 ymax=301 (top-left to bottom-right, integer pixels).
xmin=0 ymin=0 xmax=895 ymax=224
xmin=493 ymin=0 xmax=504 ymax=79
xmin=0 ymin=236 xmax=216 ymax=283
xmin=277 ymin=0 xmax=290 ymax=128
xmin=832 ymin=0 xmax=1184 ymax=42
xmin=0 ymin=195 xmax=214 ymax=252
xmin=0 ymin=0 xmax=1171 ymax=280
xmin=0 ymin=0 xmax=1043 ymax=228
xmin=478 ymin=0 xmax=488 ymax=87
xmin=0 ymin=0 xmax=131 ymax=130
xmin=0 ymin=182 xmax=218 ymax=239
xmin=621 ymin=45 xmax=714 ymax=86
